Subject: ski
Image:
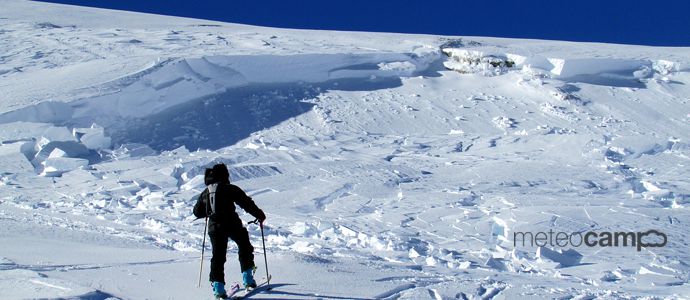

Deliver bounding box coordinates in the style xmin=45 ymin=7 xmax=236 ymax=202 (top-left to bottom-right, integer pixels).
xmin=231 ymin=275 xmax=272 ymax=299
xmin=214 ymin=283 xmax=240 ymax=299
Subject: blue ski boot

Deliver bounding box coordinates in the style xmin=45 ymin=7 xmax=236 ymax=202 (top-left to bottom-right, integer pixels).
xmin=211 ymin=281 xmax=227 ymax=299
xmin=242 ymin=267 xmax=257 ymax=289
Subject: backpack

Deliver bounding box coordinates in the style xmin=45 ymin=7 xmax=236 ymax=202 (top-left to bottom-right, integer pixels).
xmin=205 ymin=183 xmax=219 ymax=217
xmin=193 ymin=168 xmax=220 ymax=219
xmin=194 ymin=164 xmax=229 ymax=219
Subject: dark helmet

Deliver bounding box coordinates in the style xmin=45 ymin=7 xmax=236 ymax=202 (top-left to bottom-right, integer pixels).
xmin=211 ymin=163 xmax=230 ymax=183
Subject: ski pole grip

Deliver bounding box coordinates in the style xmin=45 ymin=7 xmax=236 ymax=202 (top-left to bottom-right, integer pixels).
xmin=248 ymin=219 xmax=259 ymax=225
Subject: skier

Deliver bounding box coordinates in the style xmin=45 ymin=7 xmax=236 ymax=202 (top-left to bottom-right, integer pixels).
xmin=193 ymin=163 xmax=266 ymax=299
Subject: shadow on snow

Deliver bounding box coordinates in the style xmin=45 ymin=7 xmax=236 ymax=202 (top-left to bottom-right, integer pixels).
xmin=113 ymin=76 xmax=406 ymax=151
xmin=243 ymin=283 xmax=374 ymax=300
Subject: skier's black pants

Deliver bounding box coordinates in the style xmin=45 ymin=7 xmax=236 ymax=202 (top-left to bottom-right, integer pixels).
xmin=209 ymin=224 xmax=255 ymax=284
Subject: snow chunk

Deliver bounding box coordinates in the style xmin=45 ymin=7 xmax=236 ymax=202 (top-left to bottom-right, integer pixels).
xmin=408 ymin=248 xmax=421 ymax=259
xmin=536 ymin=247 xmax=583 ymax=267
xmin=48 ymin=147 xmax=67 ymax=158
xmin=339 ymin=225 xmax=357 ymax=237
xmin=111 ymin=143 xmax=157 ymax=158
xmin=141 ymin=217 xmax=171 ymax=233
xmin=653 ymin=60 xmax=682 ymax=75
xmin=492 ymin=116 xmax=517 ymax=130
xmin=0 ymin=142 xmax=34 ymax=173
xmin=180 ymin=174 xmax=205 ymax=191
xmin=40 ymin=157 xmax=89 ymax=177
xmin=425 ymin=256 xmax=437 ymax=266
xmin=28 ymin=124 xmax=86 ymax=165
xmin=33 ymin=140 xmax=89 ymax=167
xmin=638 ymin=180 xmax=675 ymax=203
xmin=73 ymin=124 xmax=111 ymax=150
xmin=442 ymin=49 xmax=516 ymax=76
xmin=291 ymin=240 xmax=316 ymax=253
xmin=485 ymin=257 xmax=508 ymax=271
xmin=548 ymin=58 xmax=647 ymax=78
xmin=601 ymin=270 xmax=623 ymax=282
xmin=490 ymin=216 xmax=510 ymax=245
xmin=244 ymin=142 xmax=261 ymax=150
xmin=378 ymin=61 xmax=416 ymax=74
xmin=38 ymin=126 xmax=76 ymax=142
xmin=290 ymin=222 xmax=319 ymax=237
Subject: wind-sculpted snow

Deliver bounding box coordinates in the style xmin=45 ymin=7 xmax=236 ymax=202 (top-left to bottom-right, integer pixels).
xmin=0 ymin=52 xmax=439 ymax=151
xmin=2 ymin=1 xmax=690 ymax=299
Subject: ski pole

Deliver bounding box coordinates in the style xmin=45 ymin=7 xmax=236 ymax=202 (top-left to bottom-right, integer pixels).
xmin=198 ymin=217 xmax=208 ymax=288
xmin=260 ymin=221 xmax=270 ymax=286
xmin=249 ymin=219 xmax=270 ymax=286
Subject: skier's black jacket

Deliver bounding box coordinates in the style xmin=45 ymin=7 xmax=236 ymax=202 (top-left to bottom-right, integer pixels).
xmin=193 ymin=180 xmax=265 ymax=233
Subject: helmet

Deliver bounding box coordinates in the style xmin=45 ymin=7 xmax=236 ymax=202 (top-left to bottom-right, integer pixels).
xmin=212 ymin=163 xmax=230 ymax=183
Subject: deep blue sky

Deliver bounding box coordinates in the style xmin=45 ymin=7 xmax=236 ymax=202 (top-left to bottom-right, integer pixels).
xmin=38 ymin=0 xmax=690 ymax=46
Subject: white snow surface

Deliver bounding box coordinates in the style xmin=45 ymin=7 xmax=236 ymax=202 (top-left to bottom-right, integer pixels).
xmin=2 ymin=1 xmax=690 ymax=299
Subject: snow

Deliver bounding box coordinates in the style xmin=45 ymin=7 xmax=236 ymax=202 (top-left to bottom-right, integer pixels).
xmin=73 ymin=124 xmax=112 ymax=150
xmin=40 ymin=156 xmax=89 ymax=177
xmin=0 ymin=142 xmax=34 ymax=173
xmin=536 ymin=247 xmax=583 ymax=268
xmin=1 ymin=0 xmax=690 ymax=299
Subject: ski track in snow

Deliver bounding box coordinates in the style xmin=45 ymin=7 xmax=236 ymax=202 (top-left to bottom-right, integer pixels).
xmin=2 ymin=0 xmax=690 ymax=299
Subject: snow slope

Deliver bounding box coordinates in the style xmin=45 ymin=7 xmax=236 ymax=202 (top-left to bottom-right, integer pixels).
xmin=1 ymin=0 xmax=690 ymax=299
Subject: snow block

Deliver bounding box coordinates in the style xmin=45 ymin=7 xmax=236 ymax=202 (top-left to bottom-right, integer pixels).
xmin=0 ymin=123 xmax=59 ymax=143
xmin=442 ymin=49 xmax=516 ymax=76
xmin=33 ymin=140 xmax=89 ymax=164
xmin=0 ymin=142 xmax=35 ymax=173
xmin=40 ymin=125 xmax=76 ymax=142
xmin=536 ymin=247 xmax=583 ymax=267
xmin=41 ymin=157 xmax=89 ymax=177
xmin=111 ymin=143 xmax=157 ymax=158
xmin=73 ymin=124 xmax=111 ymax=150
xmin=485 ymin=257 xmax=508 ymax=271
xmin=490 ymin=216 xmax=510 ymax=245
xmin=547 ymin=58 xmax=650 ymax=80
xmin=290 ymin=222 xmax=320 ymax=237
xmin=601 ymin=270 xmax=622 ymax=282
xmin=180 ymin=174 xmax=204 ymax=191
